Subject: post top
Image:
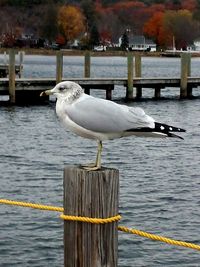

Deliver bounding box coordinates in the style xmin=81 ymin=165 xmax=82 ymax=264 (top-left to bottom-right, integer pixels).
xmin=64 ymin=165 xmax=119 ymax=173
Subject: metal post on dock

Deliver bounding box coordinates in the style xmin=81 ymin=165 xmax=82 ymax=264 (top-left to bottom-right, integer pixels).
xmin=127 ymin=53 xmax=133 ymax=100
xmin=63 ymin=166 xmax=119 ymax=267
xmin=180 ymin=53 xmax=191 ymax=98
xmin=56 ymin=51 xmax=63 ymax=84
xmin=135 ymin=54 xmax=142 ymax=99
xmin=8 ymin=49 xmax=16 ymax=104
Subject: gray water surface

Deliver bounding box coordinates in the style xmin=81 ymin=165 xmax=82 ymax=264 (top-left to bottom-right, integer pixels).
xmin=0 ymin=56 xmax=200 ymax=267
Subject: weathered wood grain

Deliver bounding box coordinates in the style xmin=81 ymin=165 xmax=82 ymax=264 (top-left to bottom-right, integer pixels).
xmin=63 ymin=166 xmax=119 ymax=267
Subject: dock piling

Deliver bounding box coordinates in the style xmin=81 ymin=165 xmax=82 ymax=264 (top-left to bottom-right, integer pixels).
xmin=127 ymin=53 xmax=134 ymax=100
xmin=56 ymin=51 xmax=63 ymax=84
xmin=135 ymin=54 xmax=142 ymax=99
xmin=180 ymin=53 xmax=191 ymax=98
xmin=63 ymin=166 xmax=119 ymax=267
xmin=8 ymin=49 xmax=16 ymax=104
xmin=84 ymin=51 xmax=91 ymax=95
xmin=18 ymin=51 xmax=24 ymax=78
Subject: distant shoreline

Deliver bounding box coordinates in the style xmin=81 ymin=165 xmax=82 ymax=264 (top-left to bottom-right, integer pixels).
xmin=0 ymin=48 xmax=160 ymax=57
xmin=0 ymin=48 xmax=200 ymax=57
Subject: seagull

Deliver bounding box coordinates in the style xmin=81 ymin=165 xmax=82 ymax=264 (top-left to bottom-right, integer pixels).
xmin=40 ymin=81 xmax=185 ymax=171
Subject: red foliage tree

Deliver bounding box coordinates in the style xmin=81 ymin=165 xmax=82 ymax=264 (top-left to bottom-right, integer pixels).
xmin=143 ymin=11 xmax=170 ymax=47
xmin=181 ymin=0 xmax=197 ymax=11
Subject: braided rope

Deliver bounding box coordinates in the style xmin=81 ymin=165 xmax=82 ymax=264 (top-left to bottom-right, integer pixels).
xmin=1 ymin=198 xmax=200 ymax=251
xmin=0 ymin=199 xmax=63 ymax=212
xmin=60 ymin=214 xmax=121 ymax=223
xmin=118 ymin=226 xmax=200 ymax=251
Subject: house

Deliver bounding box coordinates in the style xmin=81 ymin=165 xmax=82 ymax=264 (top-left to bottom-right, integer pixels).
xmin=119 ymin=34 xmax=157 ymax=52
xmin=193 ymin=38 xmax=200 ymax=51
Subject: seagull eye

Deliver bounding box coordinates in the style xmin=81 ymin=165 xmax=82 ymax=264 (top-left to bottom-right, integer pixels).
xmin=59 ymin=86 xmax=65 ymax=91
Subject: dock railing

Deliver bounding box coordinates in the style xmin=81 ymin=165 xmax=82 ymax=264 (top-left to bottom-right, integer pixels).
xmin=0 ymin=49 xmax=196 ymax=104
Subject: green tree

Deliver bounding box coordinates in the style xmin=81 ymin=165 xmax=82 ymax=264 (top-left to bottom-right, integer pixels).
xmin=81 ymin=0 xmax=100 ymax=48
xmin=121 ymin=31 xmax=129 ymax=50
xmin=40 ymin=1 xmax=58 ymax=42
xmin=90 ymin=24 xmax=100 ymax=47
xmin=163 ymin=9 xmax=199 ymax=49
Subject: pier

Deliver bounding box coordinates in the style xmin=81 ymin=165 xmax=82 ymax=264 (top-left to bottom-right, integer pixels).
xmin=0 ymin=50 xmax=199 ymax=104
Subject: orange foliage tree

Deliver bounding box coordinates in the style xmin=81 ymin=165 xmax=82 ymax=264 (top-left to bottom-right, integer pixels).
xmin=58 ymin=5 xmax=85 ymax=45
xmin=143 ymin=12 xmax=171 ymax=48
xmin=144 ymin=9 xmax=200 ymax=49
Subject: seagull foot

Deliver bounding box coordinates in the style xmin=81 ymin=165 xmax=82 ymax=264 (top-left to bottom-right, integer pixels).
xmin=81 ymin=163 xmax=96 ymax=168
xmin=82 ymin=165 xmax=101 ymax=171
xmin=81 ymin=163 xmax=101 ymax=171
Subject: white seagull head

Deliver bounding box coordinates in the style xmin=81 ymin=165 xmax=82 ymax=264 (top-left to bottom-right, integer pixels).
xmin=40 ymin=81 xmax=84 ymax=102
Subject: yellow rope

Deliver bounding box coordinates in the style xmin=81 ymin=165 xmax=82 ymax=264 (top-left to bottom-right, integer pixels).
xmin=0 ymin=199 xmax=121 ymax=224
xmin=118 ymin=226 xmax=200 ymax=251
xmin=60 ymin=214 xmax=121 ymax=224
xmin=0 ymin=199 xmax=63 ymax=212
xmin=1 ymin=198 xmax=200 ymax=251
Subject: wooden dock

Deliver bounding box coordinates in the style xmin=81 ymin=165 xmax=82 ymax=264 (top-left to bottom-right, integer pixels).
xmin=0 ymin=50 xmax=199 ymax=104
xmin=0 ymin=64 xmax=22 ymax=78
xmin=0 ymin=76 xmax=199 ymax=104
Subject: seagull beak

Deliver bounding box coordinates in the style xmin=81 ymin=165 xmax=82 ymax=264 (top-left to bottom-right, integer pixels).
xmin=40 ymin=89 xmax=53 ymax=97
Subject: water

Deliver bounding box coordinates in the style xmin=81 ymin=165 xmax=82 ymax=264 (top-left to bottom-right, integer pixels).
xmin=0 ymin=56 xmax=200 ymax=266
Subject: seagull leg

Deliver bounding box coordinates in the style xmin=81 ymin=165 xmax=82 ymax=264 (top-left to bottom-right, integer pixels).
xmin=82 ymin=141 xmax=102 ymax=171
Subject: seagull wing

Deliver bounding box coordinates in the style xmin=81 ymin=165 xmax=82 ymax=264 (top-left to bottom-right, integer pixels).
xmin=64 ymin=95 xmax=155 ymax=133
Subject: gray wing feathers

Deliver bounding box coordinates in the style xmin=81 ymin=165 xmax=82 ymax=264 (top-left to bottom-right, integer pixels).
xmin=65 ymin=97 xmax=154 ymax=133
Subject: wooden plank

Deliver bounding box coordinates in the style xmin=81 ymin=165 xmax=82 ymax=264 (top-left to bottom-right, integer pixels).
xmin=0 ymin=77 xmax=200 ymax=93
xmin=63 ymin=166 xmax=119 ymax=267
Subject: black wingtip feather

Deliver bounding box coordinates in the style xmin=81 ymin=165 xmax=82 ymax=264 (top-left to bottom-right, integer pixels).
xmin=167 ymin=132 xmax=184 ymax=140
xmin=125 ymin=121 xmax=185 ymax=139
xmin=155 ymin=122 xmax=186 ymax=133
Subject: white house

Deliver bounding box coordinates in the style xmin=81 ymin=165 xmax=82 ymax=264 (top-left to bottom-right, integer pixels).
xmin=119 ymin=34 xmax=157 ymax=52
xmin=193 ymin=38 xmax=200 ymax=51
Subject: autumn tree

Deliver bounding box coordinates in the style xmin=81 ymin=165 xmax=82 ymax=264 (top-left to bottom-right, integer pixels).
xmin=163 ymin=9 xmax=200 ymax=49
xmin=143 ymin=11 xmax=170 ymax=48
xmin=144 ymin=9 xmax=200 ymax=49
xmin=58 ymin=5 xmax=85 ymax=45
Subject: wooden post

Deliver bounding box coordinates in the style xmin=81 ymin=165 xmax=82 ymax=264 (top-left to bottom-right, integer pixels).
xmin=63 ymin=166 xmax=119 ymax=267
xmin=84 ymin=51 xmax=90 ymax=78
xmin=180 ymin=53 xmax=190 ymax=98
xmin=126 ymin=53 xmax=133 ymax=100
xmin=154 ymin=86 xmax=161 ymax=99
xmin=8 ymin=49 xmax=16 ymax=104
xmin=187 ymin=53 xmax=192 ymax=98
xmin=56 ymin=51 xmax=63 ymax=84
xmin=18 ymin=51 xmax=24 ymax=78
xmin=106 ymin=85 xmax=113 ymax=100
xmin=84 ymin=51 xmax=91 ymax=95
xmin=135 ymin=54 xmax=142 ymax=99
